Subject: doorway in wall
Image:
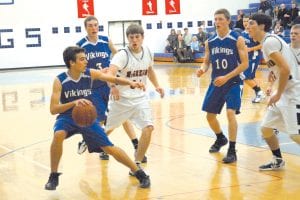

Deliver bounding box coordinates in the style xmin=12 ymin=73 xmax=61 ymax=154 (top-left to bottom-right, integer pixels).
xmin=108 ymin=20 xmax=141 ymax=49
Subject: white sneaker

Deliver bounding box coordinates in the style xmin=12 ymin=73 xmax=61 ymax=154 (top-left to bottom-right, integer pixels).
xmin=252 ymin=90 xmax=266 ymax=103
xmin=259 ymin=156 xmax=285 ymax=171
xmin=77 ymin=140 xmax=87 ymax=154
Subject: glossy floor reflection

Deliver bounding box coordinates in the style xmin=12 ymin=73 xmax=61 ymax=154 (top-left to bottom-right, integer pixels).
xmin=0 ymin=64 xmax=299 ymax=200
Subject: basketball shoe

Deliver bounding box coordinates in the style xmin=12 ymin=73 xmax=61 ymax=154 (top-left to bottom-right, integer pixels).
xmin=222 ymin=148 xmax=237 ymax=163
xmin=45 ymin=172 xmax=62 ymax=190
xmin=129 ymin=162 xmax=142 ymax=176
xmin=259 ymin=156 xmax=285 ymax=171
xmin=99 ymin=152 xmax=109 ymax=160
xmin=77 ymin=140 xmax=87 ymax=154
xmin=252 ymin=90 xmax=266 ymax=103
xmin=134 ymin=169 xmax=151 ymax=188
xmin=209 ymin=136 xmax=228 ymax=153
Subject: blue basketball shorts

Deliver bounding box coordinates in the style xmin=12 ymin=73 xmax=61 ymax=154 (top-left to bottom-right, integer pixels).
xmin=53 ymin=117 xmax=113 ymax=153
xmin=202 ymin=82 xmax=243 ymax=114
xmin=243 ymin=57 xmax=261 ymax=80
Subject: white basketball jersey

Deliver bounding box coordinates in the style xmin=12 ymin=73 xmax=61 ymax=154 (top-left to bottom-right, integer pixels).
xmin=111 ymin=46 xmax=154 ymax=99
xmin=262 ymin=34 xmax=300 ymax=89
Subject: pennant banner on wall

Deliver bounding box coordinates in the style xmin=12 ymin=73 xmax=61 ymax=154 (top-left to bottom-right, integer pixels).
xmin=165 ymin=0 xmax=180 ymax=14
xmin=77 ymin=0 xmax=94 ymax=18
xmin=142 ymin=0 xmax=157 ymax=15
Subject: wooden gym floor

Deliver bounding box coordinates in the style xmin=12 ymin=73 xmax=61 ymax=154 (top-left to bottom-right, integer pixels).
xmin=0 ymin=63 xmax=299 ymax=200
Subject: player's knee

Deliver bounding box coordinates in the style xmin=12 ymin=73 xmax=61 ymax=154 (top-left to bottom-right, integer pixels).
xmin=226 ymin=109 xmax=236 ymax=120
xmin=53 ymin=131 xmax=66 ymax=143
xmin=206 ymin=113 xmax=216 ymax=121
xmin=261 ymin=126 xmax=274 ymax=139
xmin=101 ymin=146 xmax=113 ymax=155
xmin=143 ymin=125 xmax=154 ymax=133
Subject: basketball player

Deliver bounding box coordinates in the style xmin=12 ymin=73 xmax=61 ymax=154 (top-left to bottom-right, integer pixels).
xmin=45 ymin=46 xmax=150 ymax=190
xmin=248 ymin=13 xmax=300 ymax=170
xmin=105 ymin=24 xmax=164 ymax=172
xmin=242 ymin=16 xmax=266 ymax=103
xmin=196 ymin=8 xmax=248 ymax=163
xmin=76 ymin=16 xmax=146 ymax=162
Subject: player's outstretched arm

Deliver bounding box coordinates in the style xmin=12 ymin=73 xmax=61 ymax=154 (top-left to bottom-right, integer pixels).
xmin=90 ymin=68 xmax=145 ymax=90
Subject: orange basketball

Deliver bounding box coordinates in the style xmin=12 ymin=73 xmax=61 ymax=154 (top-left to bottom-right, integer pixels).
xmin=72 ymin=103 xmax=97 ymax=127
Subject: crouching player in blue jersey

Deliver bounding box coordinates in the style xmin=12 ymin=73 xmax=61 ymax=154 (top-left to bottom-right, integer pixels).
xmin=196 ymin=8 xmax=248 ymax=163
xmin=242 ymin=16 xmax=266 ymax=103
xmin=45 ymin=46 xmax=150 ymax=190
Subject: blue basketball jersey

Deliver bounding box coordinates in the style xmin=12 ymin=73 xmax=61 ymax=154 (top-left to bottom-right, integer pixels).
xmin=241 ymin=31 xmax=262 ymax=79
xmin=76 ymin=35 xmax=111 ymax=88
xmin=56 ymin=69 xmax=92 ymax=119
xmin=241 ymin=31 xmax=262 ymax=63
xmin=54 ymin=68 xmax=113 ymax=149
xmin=208 ymin=31 xmax=242 ymax=84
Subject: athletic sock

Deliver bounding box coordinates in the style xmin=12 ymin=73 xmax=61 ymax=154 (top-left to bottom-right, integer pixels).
xmin=272 ymin=148 xmax=282 ymax=158
xmin=253 ymin=86 xmax=261 ymax=94
xmin=132 ymin=138 xmax=139 ymax=150
xmin=216 ymin=132 xmax=224 ymax=140
xmin=229 ymin=141 xmax=236 ymax=150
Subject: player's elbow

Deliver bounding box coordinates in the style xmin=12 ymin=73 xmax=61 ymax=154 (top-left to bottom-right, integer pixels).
xmin=50 ymin=109 xmax=57 ymax=115
xmin=50 ymin=106 xmax=58 ymax=115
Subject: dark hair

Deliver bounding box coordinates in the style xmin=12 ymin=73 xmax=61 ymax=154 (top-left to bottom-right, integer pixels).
xmin=63 ymin=46 xmax=85 ymax=68
xmin=126 ymin=24 xmax=144 ymax=37
xmin=250 ymin=13 xmax=272 ymax=32
xmin=214 ymin=8 xmax=231 ymax=20
xmin=84 ymin=15 xmax=98 ymax=28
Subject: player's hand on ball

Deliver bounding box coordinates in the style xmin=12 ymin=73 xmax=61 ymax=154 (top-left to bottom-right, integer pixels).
xmin=74 ymin=98 xmax=92 ymax=107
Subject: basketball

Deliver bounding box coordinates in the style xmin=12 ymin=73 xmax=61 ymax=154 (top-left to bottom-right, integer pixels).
xmin=72 ymin=103 xmax=97 ymax=127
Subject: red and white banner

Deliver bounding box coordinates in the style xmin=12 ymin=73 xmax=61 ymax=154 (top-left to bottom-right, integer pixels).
xmin=165 ymin=0 xmax=180 ymax=14
xmin=77 ymin=0 xmax=94 ymax=18
xmin=142 ymin=0 xmax=157 ymax=15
